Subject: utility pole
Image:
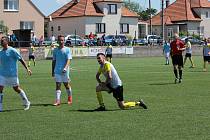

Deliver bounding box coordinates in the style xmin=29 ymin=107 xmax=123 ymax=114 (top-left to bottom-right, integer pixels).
xmin=161 ymin=0 xmax=164 ymax=42
xmin=149 ymin=0 xmax=152 ymax=35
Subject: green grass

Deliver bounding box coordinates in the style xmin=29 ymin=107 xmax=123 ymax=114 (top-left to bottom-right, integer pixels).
xmin=1 ymin=56 xmax=210 ymax=140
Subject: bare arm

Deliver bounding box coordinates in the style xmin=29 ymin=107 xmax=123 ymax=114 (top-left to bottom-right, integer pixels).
xmin=19 ymin=59 xmax=32 ymax=76
xmin=63 ymin=59 xmax=71 ymax=73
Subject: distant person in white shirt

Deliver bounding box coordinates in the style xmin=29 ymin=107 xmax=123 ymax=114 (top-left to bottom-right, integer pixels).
xmin=183 ymin=38 xmax=195 ymax=68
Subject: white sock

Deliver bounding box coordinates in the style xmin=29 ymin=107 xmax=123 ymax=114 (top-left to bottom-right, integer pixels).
xmin=66 ymin=88 xmax=72 ymax=96
xmin=19 ymin=90 xmax=30 ymax=105
xmin=56 ymin=90 xmax=61 ymax=101
xmin=0 ymin=93 xmax=3 ymax=111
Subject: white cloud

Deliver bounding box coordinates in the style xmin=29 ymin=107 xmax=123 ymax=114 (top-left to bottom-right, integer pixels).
xmin=56 ymin=0 xmax=71 ymax=5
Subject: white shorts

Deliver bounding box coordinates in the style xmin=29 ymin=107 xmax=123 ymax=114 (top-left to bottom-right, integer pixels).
xmin=0 ymin=75 xmax=19 ymax=87
xmin=165 ymin=52 xmax=170 ymax=58
xmin=54 ymin=73 xmax=70 ymax=83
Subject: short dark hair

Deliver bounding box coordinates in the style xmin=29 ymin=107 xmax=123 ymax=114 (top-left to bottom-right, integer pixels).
xmin=57 ymin=35 xmax=65 ymax=40
xmin=1 ymin=36 xmax=9 ymax=45
xmin=97 ymin=53 xmax=105 ymax=57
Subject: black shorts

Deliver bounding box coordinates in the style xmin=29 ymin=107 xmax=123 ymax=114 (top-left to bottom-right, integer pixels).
xmin=172 ymin=55 xmax=183 ymax=67
xmin=204 ymin=56 xmax=210 ymax=62
xmin=106 ymin=54 xmax=112 ymax=58
xmin=29 ymin=55 xmax=35 ymax=60
xmin=185 ymin=53 xmax=191 ymax=58
xmin=106 ymin=84 xmax=124 ymax=101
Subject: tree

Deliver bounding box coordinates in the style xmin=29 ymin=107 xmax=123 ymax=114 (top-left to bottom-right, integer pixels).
xmin=0 ymin=20 xmax=9 ymax=34
xmin=123 ymin=0 xmax=157 ymax=21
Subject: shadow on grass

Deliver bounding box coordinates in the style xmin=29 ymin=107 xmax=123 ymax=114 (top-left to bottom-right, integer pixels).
xmin=149 ymin=82 xmax=175 ymax=85
xmin=31 ymin=103 xmax=68 ymax=107
xmin=2 ymin=108 xmax=23 ymax=112
xmin=76 ymin=107 xmax=144 ymax=112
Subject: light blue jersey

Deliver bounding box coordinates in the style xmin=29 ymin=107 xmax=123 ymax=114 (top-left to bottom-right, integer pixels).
xmin=53 ymin=47 xmax=72 ymax=75
xmin=0 ymin=47 xmax=22 ymax=77
xmin=163 ymin=43 xmax=170 ymax=53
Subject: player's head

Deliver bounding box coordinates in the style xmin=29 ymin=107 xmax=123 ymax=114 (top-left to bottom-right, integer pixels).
xmin=174 ymin=33 xmax=179 ymax=40
xmin=57 ymin=35 xmax=65 ymax=47
xmin=1 ymin=36 xmax=9 ymax=47
xmin=97 ymin=53 xmax=106 ymax=64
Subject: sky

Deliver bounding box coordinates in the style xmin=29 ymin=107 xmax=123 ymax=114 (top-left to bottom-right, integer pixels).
xmin=31 ymin=0 xmax=176 ymax=16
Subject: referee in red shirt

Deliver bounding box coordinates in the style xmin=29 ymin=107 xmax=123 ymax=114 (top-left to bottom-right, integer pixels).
xmin=170 ymin=33 xmax=186 ymax=83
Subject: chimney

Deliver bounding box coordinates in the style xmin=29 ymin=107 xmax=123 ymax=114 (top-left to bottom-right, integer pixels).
xmin=166 ymin=0 xmax=170 ymax=8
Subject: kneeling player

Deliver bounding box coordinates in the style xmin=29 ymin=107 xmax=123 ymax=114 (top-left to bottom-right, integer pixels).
xmin=95 ymin=53 xmax=147 ymax=111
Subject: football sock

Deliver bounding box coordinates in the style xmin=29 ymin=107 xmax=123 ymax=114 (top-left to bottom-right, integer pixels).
xmin=179 ymin=69 xmax=182 ymax=79
xmin=0 ymin=93 xmax=3 ymax=111
xmin=96 ymin=92 xmax=104 ymax=107
xmin=66 ymin=88 xmax=72 ymax=103
xmin=124 ymin=102 xmax=136 ymax=108
xmin=66 ymin=88 xmax=72 ymax=96
xmin=19 ymin=90 xmax=30 ymax=105
xmin=28 ymin=61 xmax=31 ymax=66
xmin=55 ymin=90 xmax=61 ymax=101
xmin=174 ymin=69 xmax=178 ymax=78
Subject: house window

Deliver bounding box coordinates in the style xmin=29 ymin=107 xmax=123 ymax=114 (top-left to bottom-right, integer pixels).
xmin=205 ymin=11 xmax=209 ymax=18
xmin=108 ymin=4 xmax=117 ymax=14
xmin=4 ymin=0 xmax=19 ymax=11
xmin=167 ymin=28 xmax=173 ymax=38
xmin=120 ymin=24 xmax=129 ymax=33
xmin=197 ymin=26 xmax=204 ymax=34
xmin=20 ymin=21 xmax=34 ymax=31
xmin=96 ymin=23 xmax=105 ymax=33
xmin=58 ymin=26 xmax=61 ymax=31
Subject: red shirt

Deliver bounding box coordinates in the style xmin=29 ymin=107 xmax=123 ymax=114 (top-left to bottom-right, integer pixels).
xmin=170 ymin=39 xmax=185 ymax=55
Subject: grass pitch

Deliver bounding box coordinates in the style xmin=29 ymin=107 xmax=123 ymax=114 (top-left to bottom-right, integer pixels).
xmin=0 ymin=56 xmax=210 ymax=140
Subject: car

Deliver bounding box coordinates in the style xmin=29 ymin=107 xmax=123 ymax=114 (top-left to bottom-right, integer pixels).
xmin=133 ymin=38 xmax=147 ymax=45
xmin=142 ymin=35 xmax=159 ymax=45
xmin=181 ymin=36 xmax=204 ymax=45
xmin=104 ymin=35 xmax=129 ymax=46
xmin=65 ymin=35 xmax=84 ymax=46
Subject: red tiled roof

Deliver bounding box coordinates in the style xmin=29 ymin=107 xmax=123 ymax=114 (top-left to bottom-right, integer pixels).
xmin=190 ymin=0 xmax=210 ymax=8
xmin=149 ymin=0 xmax=203 ymax=26
xmin=50 ymin=0 xmax=137 ymax=18
xmin=121 ymin=7 xmax=138 ymax=17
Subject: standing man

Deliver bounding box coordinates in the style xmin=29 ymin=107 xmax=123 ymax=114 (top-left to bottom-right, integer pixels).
xmin=95 ymin=53 xmax=147 ymax=111
xmin=163 ymin=40 xmax=171 ymax=65
xmin=0 ymin=36 xmax=31 ymax=112
xmin=52 ymin=35 xmax=73 ymax=106
xmin=183 ymin=38 xmax=195 ymax=68
xmin=28 ymin=44 xmax=36 ymax=67
xmin=105 ymin=44 xmax=112 ymax=63
xmin=203 ymin=38 xmax=210 ymax=72
xmin=170 ymin=33 xmax=185 ymax=84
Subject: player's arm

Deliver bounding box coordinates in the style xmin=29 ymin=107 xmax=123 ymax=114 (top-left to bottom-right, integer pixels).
xmin=179 ymin=41 xmax=186 ymax=51
xmin=52 ymin=60 xmax=56 ymax=77
xmin=19 ymin=59 xmax=32 ymax=76
xmin=63 ymin=59 xmax=71 ymax=73
xmin=96 ymin=72 xmax=102 ymax=84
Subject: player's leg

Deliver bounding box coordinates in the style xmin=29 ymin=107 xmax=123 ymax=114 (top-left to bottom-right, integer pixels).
xmin=54 ymin=82 xmax=62 ymax=106
xmin=32 ymin=56 xmax=36 ymax=66
xmin=28 ymin=57 xmax=31 ymax=67
xmin=189 ymin=56 xmax=195 ymax=68
xmin=63 ymin=82 xmax=72 ymax=105
xmin=95 ymin=83 xmax=110 ymax=111
xmin=0 ymin=86 xmax=4 ymax=112
xmin=13 ymin=86 xmax=30 ymax=110
xmin=183 ymin=55 xmax=187 ymax=66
